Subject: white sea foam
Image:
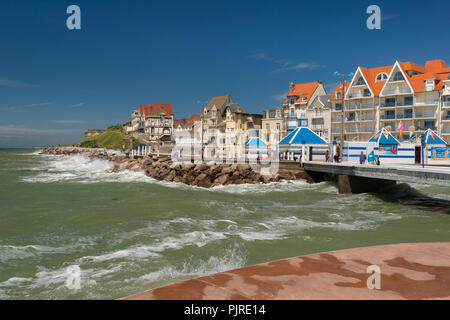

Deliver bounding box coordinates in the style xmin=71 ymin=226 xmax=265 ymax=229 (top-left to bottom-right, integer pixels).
xmin=139 ymin=246 xmax=246 ymax=282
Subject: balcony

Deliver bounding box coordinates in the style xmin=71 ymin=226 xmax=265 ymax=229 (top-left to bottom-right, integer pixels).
xmin=360 ymin=103 xmax=375 ymax=109
xmin=380 ymin=114 xmax=396 ymax=120
xmin=359 ymin=115 xmax=375 ymax=121
xmin=442 ymin=127 xmax=450 ymax=134
xmin=331 ymin=117 xmax=342 ymax=123
xmin=346 ymin=92 xmax=371 ymax=99
xmin=414 ymin=112 xmax=435 ymax=119
xmin=312 ymin=124 xmax=324 ymax=131
xmin=396 ymin=113 xmax=413 ymax=119
xmin=382 ymin=87 xmax=411 ymax=95
xmin=359 ymin=127 xmax=376 ymax=133
xmin=415 ymin=99 xmax=439 ymax=106
xmin=443 ymin=101 xmax=450 ymax=108
xmin=381 ymin=100 xmax=413 ymax=108
xmin=287 ymin=112 xmax=297 ymax=118
xmin=442 ymin=115 xmax=450 ymax=121
xmin=331 ymin=127 xmax=341 ymax=133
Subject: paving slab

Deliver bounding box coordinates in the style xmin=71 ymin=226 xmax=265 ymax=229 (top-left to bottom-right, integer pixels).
xmin=120 ymin=242 xmax=450 ymax=300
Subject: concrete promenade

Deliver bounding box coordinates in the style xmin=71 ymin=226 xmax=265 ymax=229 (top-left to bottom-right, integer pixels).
xmin=303 ymin=161 xmax=450 ymax=191
xmin=120 ymin=242 xmax=450 ymax=300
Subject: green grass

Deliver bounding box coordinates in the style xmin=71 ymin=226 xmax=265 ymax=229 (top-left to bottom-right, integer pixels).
xmin=79 ymin=126 xmax=142 ymax=150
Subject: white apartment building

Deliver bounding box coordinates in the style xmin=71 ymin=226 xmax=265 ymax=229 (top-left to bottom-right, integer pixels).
xmin=330 ymin=59 xmax=450 ymax=143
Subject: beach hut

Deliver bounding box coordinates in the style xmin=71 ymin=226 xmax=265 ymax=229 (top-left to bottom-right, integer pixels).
xmin=279 ymin=127 xmax=328 ymax=161
xmin=366 ymin=128 xmax=416 ymax=164
xmin=244 ymin=137 xmax=267 ymax=158
xmin=423 ymin=129 xmax=449 ymax=165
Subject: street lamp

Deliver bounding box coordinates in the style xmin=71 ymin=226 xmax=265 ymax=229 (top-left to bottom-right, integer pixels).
xmin=333 ymin=71 xmax=354 ymax=157
xmin=197 ymin=99 xmax=209 ymax=159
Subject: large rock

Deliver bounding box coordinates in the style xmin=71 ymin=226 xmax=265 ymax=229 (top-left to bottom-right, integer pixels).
xmin=195 ymin=173 xmax=212 ymax=188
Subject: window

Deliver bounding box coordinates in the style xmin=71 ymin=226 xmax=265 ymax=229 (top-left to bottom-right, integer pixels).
xmin=376 ymin=73 xmax=388 ymax=82
xmin=355 ymin=77 xmax=366 ymax=86
xmin=405 ymin=109 xmax=413 ymax=118
xmin=212 ymin=119 xmax=216 ymax=125
xmin=212 ymin=110 xmax=216 ymax=117
xmin=363 ymin=89 xmax=371 ymax=97
xmin=335 ymin=103 xmax=342 ymax=111
xmin=276 ymin=123 xmax=280 ymax=130
xmin=302 ymin=94 xmax=306 ymax=101
xmin=424 ymin=121 xmax=435 ymax=129
xmin=425 ymin=80 xmax=434 ymax=92
xmin=290 ymin=98 xmax=296 ymax=104
xmin=404 ymin=96 xmax=413 ymax=105
xmin=266 ymin=124 xmax=270 ymax=130
xmin=299 ymin=119 xmax=308 ymax=127
xmin=385 ymin=110 xmax=395 ymax=119
xmin=393 ymin=71 xmax=405 ymax=81
xmin=386 ymin=98 xmax=396 ymax=107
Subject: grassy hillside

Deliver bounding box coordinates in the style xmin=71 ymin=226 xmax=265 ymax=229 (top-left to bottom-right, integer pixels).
xmin=79 ymin=125 xmax=141 ymax=150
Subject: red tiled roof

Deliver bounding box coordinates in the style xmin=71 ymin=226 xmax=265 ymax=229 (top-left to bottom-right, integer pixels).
xmin=139 ymin=104 xmax=174 ymax=117
xmin=284 ymin=81 xmax=320 ymax=104
xmin=360 ymin=65 xmax=393 ymax=96
xmin=330 ymin=83 xmax=350 ymax=101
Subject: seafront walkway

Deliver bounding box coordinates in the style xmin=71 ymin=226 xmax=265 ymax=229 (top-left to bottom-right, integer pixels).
xmin=120 ymin=242 xmax=450 ymax=300
xmin=303 ymin=161 xmax=450 ymax=193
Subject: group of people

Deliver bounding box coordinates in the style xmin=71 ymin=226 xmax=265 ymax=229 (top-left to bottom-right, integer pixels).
xmin=325 ymin=150 xmax=341 ymax=163
xmin=360 ymin=150 xmax=380 ymax=165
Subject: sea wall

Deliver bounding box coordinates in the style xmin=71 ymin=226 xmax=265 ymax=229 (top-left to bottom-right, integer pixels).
xmin=40 ymin=147 xmax=309 ymax=188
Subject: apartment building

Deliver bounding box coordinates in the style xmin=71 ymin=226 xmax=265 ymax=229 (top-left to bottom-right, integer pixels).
xmin=262 ymin=107 xmax=283 ymax=151
xmin=306 ymin=94 xmax=332 ymax=141
xmin=330 ymin=59 xmax=450 ymax=143
xmin=282 ymin=81 xmax=328 ymax=137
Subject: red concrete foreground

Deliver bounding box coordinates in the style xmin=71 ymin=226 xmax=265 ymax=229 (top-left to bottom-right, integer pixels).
xmin=120 ymin=242 xmax=450 ymax=300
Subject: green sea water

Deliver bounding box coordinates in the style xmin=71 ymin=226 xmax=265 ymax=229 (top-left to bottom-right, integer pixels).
xmin=0 ymin=148 xmax=449 ymax=299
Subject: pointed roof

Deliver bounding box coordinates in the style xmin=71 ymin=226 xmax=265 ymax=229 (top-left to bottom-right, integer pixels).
xmin=139 ymin=104 xmax=174 ymax=117
xmin=205 ymin=95 xmax=233 ymax=111
xmin=424 ymin=129 xmax=447 ymax=145
xmin=280 ymin=127 xmax=328 ymax=144
xmin=244 ymin=137 xmax=267 ymax=146
xmin=284 ymin=81 xmax=321 ymax=104
xmin=369 ymin=128 xmax=400 ymax=144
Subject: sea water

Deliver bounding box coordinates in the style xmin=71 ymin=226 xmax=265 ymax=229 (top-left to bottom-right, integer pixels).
xmin=0 ymin=148 xmax=449 ymax=299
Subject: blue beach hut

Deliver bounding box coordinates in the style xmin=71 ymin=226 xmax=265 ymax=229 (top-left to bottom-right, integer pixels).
xmin=368 ymin=128 xmax=400 ymax=145
xmin=279 ymin=127 xmax=328 ymax=161
xmin=423 ymin=129 xmax=449 ymax=165
xmin=244 ymin=137 xmax=267 ymax=155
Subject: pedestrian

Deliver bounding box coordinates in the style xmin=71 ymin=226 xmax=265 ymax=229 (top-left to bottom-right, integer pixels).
xmin=333 ymin=150 xmax=340 ymax=163
xmin=376 ymin=156 xmax=380 ymax=166
xmin=368 ymin=150 xmax=376 ymax=165
xmin=325 ymin=150 xmax=330 ymax=162
xmin=359 ymin=151 xmax=367 ymax=165
xmin=201 ymin=147 xmax=204 ymax=161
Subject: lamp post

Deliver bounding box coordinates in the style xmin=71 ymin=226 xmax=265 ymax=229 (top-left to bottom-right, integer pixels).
xmin=197 ymin=99 xmax=209 ymax=159
xmin=333 ymin=71 xmax=354 ymax=157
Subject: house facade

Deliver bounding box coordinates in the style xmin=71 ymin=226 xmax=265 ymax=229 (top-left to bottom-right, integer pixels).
xmin=262 ymin=107 xmax=283 ymax=151
xmin=330 ymin=59 xmax=450 ymax=143
xmin=282 ymin=81 xmax=328 ymax=137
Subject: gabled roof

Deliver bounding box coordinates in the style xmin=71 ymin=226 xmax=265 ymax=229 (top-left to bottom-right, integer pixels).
xmin=330 ymin=83 xmax=350 ymax=101
xmin=184 ymin=114 xmax=201 ymax=129
xmin=369 ymin=128 xmax=400 ymax=144
xmin=205 ymin=95 xmax=233 ymax=111
xmin=360 ymin=65 xmax=393 ymax=96
xmin=284 ymin=81 xmax=321 ymax=104
xmin=139 ymin=104 xmax=174 ymax=117
xmin=280 ymin=127 xmax=328 ymax=144
xmin=244 ymin=137 xmax=267 ymax=146
xmin=309 ymin=94 xmax=332 ymax=109
xmin=221 ymin=103 xmax=248 ymax=116
xmin=424 ymin=129 xmax=447 ymax=145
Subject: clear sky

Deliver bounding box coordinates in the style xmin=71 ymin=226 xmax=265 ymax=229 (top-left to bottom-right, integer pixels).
xmin=1 ymin=0 xmax=449 ymax=147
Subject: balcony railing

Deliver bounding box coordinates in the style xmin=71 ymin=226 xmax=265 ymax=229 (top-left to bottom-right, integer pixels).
xmin=442 ymin=115 xmax=450 ymax=121
xmin=331 ymin=127 xmax=341 ymax=133
xmin=331 ymin=117 xmax=342 ymax=123
xmin=382 ymin=87 xmax=411 ymax=95
xmin=442 ymin=127 xmax=450 ymax=134
xmin=381 ymin=100 xmax=413 ymax=108
xmin=396 ymin=113 xmax=413 ymax=119
xmin=359 ymin=127 xmax=376 ymax=133
xmin=443 ymin=101 xmax=450 ymax=107
xmin=346 ymin=92 xmax=371 ymax=99
xmin=380 ymin=114 xmax=396 ymax=120
xmin=359 ymin=116 xmax=375 ymax=121
xmin=414 ymin=113 xmax=435 ymax=119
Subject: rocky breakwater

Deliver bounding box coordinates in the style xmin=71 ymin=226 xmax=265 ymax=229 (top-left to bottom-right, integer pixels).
xmin=41 ymin=147 xmax=311 ymax=187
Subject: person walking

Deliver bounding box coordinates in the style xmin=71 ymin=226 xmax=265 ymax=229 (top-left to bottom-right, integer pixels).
xmin=359 ymin=151 xmax=367 ymax=165
xmin=201 ymin=147 xmax=204 ymax=162
xmin=325 ymin=150 xmax=330 ymax=162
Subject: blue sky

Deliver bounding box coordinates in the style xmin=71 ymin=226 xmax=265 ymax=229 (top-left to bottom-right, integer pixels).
xmin=1 ymin=0 xmax=449 ymax=147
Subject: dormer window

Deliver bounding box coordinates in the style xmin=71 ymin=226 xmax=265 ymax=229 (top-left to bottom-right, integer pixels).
xmin=425 ymin=80 xmax=434 ymax=92
xmin=393 ymin=71 xmax=405 ymax=82
xmin=376 ymin=73 xmax=388 ymax=82
xmin=290 ymin=98 xmax=296 ymax=104
xmin=301 ymin=94 xmax=306 ymax=101
xmin=336 ymin=92 xmax=341 ymax=99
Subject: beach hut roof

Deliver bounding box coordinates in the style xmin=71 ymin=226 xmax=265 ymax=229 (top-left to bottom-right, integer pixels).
xmin=280 ymin=127 xmax=328 ymax=144
xmin=368 ymin=128 xmax=400 ymax=144
xmin=244 ymin=137 xmax=267 ymax=146
xmin=424 ymin=128 xmax=447 ymax=145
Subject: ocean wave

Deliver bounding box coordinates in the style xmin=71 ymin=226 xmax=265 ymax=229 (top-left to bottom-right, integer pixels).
xmin=139 ymin=246 xmax=246 ymax=282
